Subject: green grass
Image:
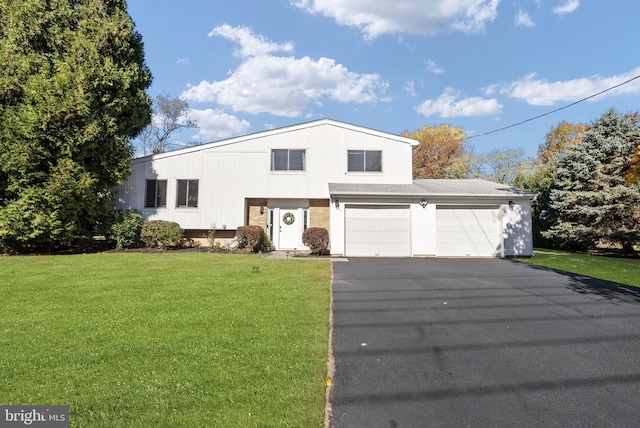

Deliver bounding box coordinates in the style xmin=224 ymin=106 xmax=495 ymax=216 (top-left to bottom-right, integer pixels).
xmin=0 ymin=253 xmax=331 ymax=427
xmin=517 ymin=248 xmax=640 ymax=288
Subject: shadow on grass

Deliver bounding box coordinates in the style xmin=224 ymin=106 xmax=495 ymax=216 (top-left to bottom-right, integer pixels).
xmin=508 ymin=260 xmax=640 ymax=304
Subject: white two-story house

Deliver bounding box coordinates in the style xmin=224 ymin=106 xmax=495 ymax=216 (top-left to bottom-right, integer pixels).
xmin=116 ymin=119 xmax=536 ymax=257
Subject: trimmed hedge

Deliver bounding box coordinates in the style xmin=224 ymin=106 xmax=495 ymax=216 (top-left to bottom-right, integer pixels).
xmin=141 ymin=220 xmax=184 ymax=248
xmin=302 ymin=227 xmax=329 ymax=254
xmin=236 ymin=225 xmax=265 ymax=252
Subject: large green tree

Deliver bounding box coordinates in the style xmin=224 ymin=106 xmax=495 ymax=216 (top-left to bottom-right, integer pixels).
xmin=0 ymin=0 xmax=151 ymax=252
xmin=543 ymin=109 xmax=640 ymax=253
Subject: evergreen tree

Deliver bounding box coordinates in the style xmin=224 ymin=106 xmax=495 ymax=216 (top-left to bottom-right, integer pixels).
xmin=0 ymin=0 xmax=151 ymax=252
xmin=543 ymin=109 xmax=640 ymax=253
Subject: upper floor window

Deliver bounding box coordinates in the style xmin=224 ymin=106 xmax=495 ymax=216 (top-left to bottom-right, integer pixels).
xmin=348 ymin=150 xmax=382 ymax=172
xmin=177 ymin=179 xmax=198 ymax=208
xmin=145 ymin=179 xmax=167 ymax=208
xmin=272 ymin=149 xmax=305 ymax=171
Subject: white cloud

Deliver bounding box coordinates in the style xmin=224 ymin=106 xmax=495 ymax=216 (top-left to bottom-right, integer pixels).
xmin=182 ymin=25 xmax=387 ymax=117
xmin=482 ymin=83 xmax=499 ymax=96
xmin=451 ymin=0 xmax=501 ymax=33
xmin=415 ymin=88 xmax=502 ymax=118
xmin=501 ymin=67 xmax=640 ymax=106
xmin=291 ymin=0 xmax=501 ymax=40
xmin=515 ymin=9 xmax=535 ymax=27
xmin=209 ymin=24 xmax=294 ymax=58
xmin=188 ymin=109 xmax=251 ymax=141
xmin=553 ymin=0 xmax=580 ymax=15
xmin=403 ymin=80 xmax=417 ymax=97
xmin=176 ymin=57 xmax=190 ymax=64
xmin=424 ymin=59 xmax=445 ymax=74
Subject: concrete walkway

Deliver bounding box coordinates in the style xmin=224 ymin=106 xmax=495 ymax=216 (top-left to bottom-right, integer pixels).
xmin=267 ymin=250 xmax=346 ymax=261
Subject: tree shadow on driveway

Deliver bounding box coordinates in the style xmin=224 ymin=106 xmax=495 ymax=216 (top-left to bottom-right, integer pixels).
xmin=507 ymin=259 xmax=640 ymax=304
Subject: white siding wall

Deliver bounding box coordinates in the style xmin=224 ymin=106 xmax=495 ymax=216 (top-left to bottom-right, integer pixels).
xmin=329 ymin=201 xmax=344 ymax=256
xmin=116 ymin=122 xmax=414 ymax=230
xmin=411 ymin=203 xmax=436 ymax=256
xmin=502 ymin=200 xmax=534 ymax=256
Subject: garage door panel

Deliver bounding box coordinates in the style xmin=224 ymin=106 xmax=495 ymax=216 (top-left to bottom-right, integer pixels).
xmin=436 ymin=207 xmax=500 ymax=257
xmin=346 ymin=206 xmax=410 ymax=257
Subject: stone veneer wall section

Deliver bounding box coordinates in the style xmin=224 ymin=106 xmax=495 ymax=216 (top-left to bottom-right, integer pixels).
xmin=310 ymin=199 xmax=330 ymax=232
xmin=247 ymin=199 xmax=268 ymax=231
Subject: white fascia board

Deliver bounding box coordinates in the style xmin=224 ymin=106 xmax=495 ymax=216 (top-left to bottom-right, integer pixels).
xmin=329 ymin=191 xmax=421 ymax=198
xmin=329 ymin=188 xmax=537 ymax=200
xmin=423 ymin=193 xmax=536 ymax=200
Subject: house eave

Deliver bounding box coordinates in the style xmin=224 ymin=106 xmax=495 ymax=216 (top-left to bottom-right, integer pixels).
xmin=329 ymin=191 xmax=536 ymax=200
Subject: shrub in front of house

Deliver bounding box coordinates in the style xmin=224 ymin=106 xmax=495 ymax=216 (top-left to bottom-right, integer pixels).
xmin=105 ymin=209 xmax=144 ymax=250
xmin=236 ymin=225 xmax=265 ymax=252
xmin=141 ymin=220 xmax=184 ymax=248
xmin=302 ymin=227 xmax=329 ymax=255
xmin=261 ymin=234 xmax=273 ymax=252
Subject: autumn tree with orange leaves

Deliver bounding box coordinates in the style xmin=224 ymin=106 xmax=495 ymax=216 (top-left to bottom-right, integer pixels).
xmin=627 ymin=146 xmax=640 ymax=185
xmin=403 ymin=124 xmax=468 ymax=179
xmin=537 ymin=121 xmax=586 ymax=165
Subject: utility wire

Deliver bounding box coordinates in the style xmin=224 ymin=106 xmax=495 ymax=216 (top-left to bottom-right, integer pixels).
xmin=467 ymin=74 xmax=640 ymax=140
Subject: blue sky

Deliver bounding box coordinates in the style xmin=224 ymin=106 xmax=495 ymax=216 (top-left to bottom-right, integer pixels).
xmin=127 ymin=0 xmax=640 ymax=158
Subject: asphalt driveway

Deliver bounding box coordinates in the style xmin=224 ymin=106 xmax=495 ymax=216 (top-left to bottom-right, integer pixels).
xmin=328 ymin=258 xmax=640 ymax=428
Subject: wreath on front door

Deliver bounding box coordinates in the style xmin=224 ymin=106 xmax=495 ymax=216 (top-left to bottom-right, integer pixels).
xmin=282 ymin=212 xmax=295 ymax=225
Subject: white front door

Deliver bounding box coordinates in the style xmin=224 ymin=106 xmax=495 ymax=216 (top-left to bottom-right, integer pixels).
xmin=278 ymin=208 xmax=302 ymax=249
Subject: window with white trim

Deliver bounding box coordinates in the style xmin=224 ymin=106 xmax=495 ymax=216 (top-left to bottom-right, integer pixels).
xmin=348 ymin=150 xmax=382 ymax=172
xmin=271 ymin=149 xmax=305 ymax=171
xmin=176 ymin=179 xmax=198 ymax=208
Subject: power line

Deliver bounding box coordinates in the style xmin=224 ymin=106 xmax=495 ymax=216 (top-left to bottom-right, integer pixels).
xmin=467 ymin=73 xmax=640 ymax=140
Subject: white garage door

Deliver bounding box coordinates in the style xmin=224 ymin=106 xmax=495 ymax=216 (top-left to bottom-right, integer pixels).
xmin=345 ymin=205 xmax=410 ymax=257
xmin=436 ymin=207 xmax=501 ymax=257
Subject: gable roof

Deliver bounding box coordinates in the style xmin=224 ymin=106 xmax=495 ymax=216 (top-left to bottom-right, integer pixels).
xmin=329 ymin=179 xmax=536 ymax=199
xmin=134 ymin=118 xmax=418 ymax=162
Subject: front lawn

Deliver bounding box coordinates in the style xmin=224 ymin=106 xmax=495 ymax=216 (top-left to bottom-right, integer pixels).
xmin=0 ymin=253 xmax=331 ymax=427
xmin=518 ymin=248 xmax=640 ymax=288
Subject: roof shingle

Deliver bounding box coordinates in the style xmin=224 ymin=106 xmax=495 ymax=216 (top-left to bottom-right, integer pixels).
xmin=329 ymin=179 xmax=536 ymax=198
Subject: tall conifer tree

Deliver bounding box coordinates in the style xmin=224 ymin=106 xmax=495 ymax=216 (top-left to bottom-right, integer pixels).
xmin=0 ymin=0 xmax=151 ymax=251
xmin=543 ymin=109 xmax=640 ymax=253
